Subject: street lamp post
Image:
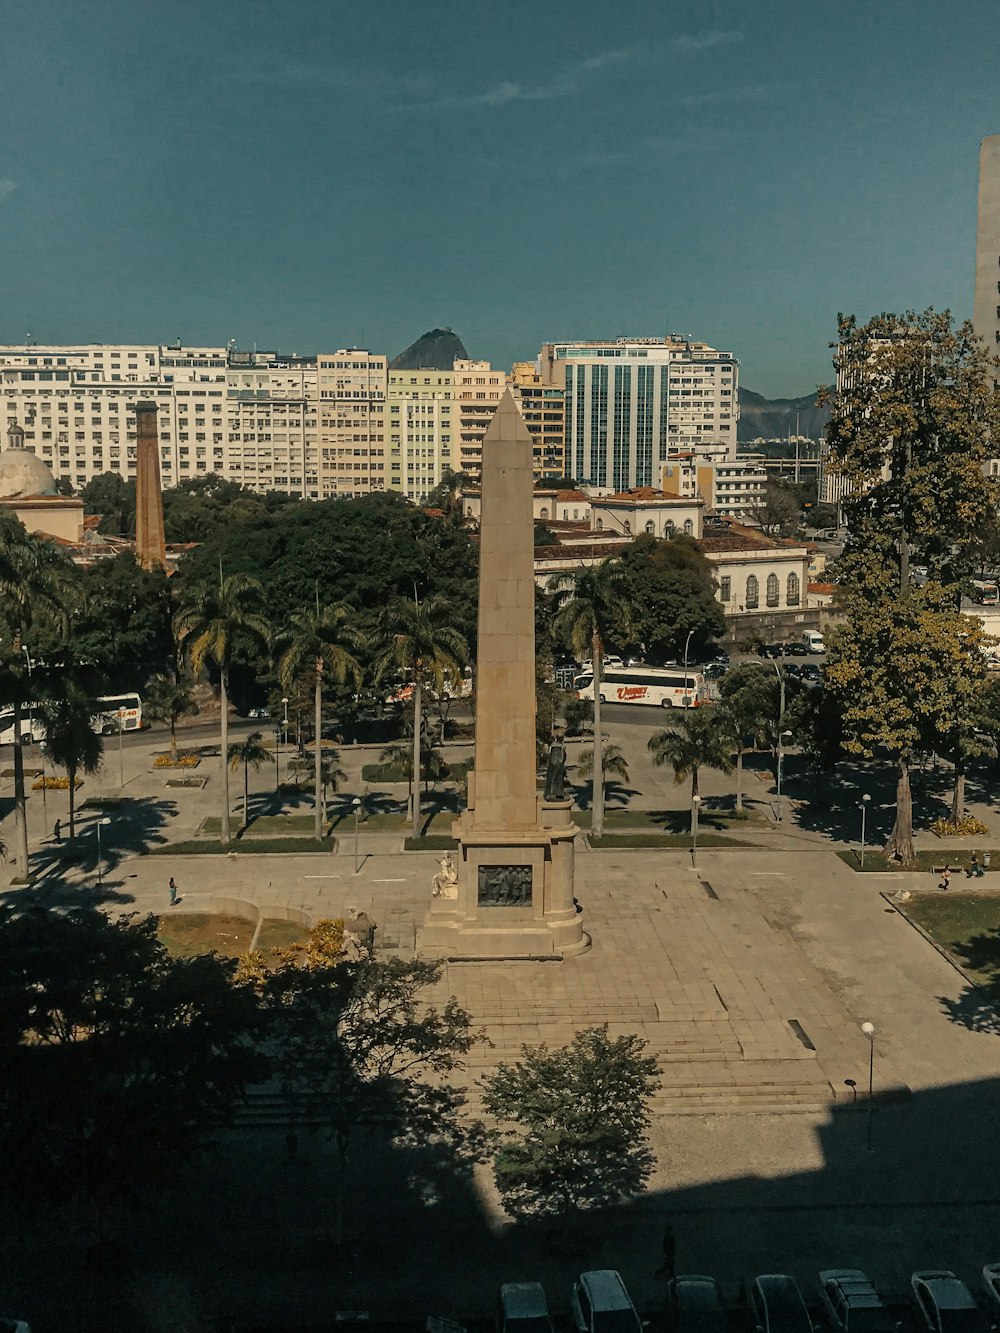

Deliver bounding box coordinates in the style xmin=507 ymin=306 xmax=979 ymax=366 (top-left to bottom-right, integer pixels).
xmin=770 ymin=653 xmax=787 ymax=821
xmin=95 ymin=816 xmax=112 ymax=889
xmin=353 ymin=796 xmax=362 ymax=874
xmin=860 ymin=793 xmax=872 ymax=867
xmin=118 ymin=715 xmax=125 ymax=788
xmin=683 ymin=630 xmax=694 ymax=707
xmin=861 ymin=1020 xmax=875 ymax=1151
xmin=691 ymin=793 xmax=702 ymax=867
xmin=281 ymin=697 xmax=289 ymax=788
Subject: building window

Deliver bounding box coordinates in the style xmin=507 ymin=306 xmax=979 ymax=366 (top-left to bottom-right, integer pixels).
xmin=787 ymin=572 xmax=800 ymax=606
xmin=766 ymin=573 xmax=780 ymax=607
xmin=645 ymin=520 xmax=655 ymax=533
xmin=720 ymin=575 xmax=731 ymax=602
xmin=683 ymin=519 xmax=694 ymax=535
xmin=746 ymin=574 xmax=759 ymax=609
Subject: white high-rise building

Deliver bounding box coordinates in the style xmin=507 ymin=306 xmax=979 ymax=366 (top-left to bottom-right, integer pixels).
xmin=0 ymin=342 xmax=388 ymax=499
xmin=539 ymin=336 xmax=739 ymax=490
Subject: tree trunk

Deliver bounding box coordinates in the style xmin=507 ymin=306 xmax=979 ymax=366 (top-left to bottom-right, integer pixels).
xmin=951 ymin=756 xmax=966 ymax=825
xmin=592 ymin=632 xmax=605 ymax=837
xmin=884 ymin=754 xmax=915 ymax=865
xmin=690 ymin=767 xmax=700 ymax=834
xmin=68 ymin=762 xmax=77 ymax=841
xmin=735 ymin=743 xmax=744 ymax=813
xmin=243 ymin=761 xmax=249 ymax=832
xmin=412 ymin=678 xmax=422 ymax=842
xmin=220 ymin=669 xmax=231 ymax=844
xmin=333 ymin=1128 xmax=349 ymax=1247
xmin=12 ymin=701 xmax=30 ymax=882
xmin=314 ymin=664 xmax=324 ymax=842
xmin=169 ymin=716 xmax=178 ymax=758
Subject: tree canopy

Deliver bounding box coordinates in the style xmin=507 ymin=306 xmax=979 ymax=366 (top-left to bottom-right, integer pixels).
xmin=616 ymin=533 xmax=724 ymax=663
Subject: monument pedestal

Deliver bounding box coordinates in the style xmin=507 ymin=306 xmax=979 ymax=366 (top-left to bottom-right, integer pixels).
xmin=419 ymin=798 xmax=589 ymax=959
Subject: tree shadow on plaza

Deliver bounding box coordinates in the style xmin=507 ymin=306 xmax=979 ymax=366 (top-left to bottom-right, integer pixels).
xmin=778 ymin=757 xmax=953 ymax=844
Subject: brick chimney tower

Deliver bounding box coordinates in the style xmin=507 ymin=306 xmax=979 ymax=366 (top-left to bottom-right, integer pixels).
xmin=134 ymin=400 xmax=166 ymax=570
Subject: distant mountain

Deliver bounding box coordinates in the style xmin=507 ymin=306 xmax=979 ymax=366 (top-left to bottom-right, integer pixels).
xmin=737 ymin=387 xmax=832 ymax=443
xmin=390 ymin=328 xmax=469 ymax=371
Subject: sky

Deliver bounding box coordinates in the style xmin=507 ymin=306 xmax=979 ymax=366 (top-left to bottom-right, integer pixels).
xmin=1 ymin=0 xmax=997 ymax=397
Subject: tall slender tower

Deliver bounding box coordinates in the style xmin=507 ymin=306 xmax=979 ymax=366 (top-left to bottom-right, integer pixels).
xmin=134 ymin=400 xmax=166 ymax=570
xmin=974 ymin=134 xmax=1000 ymax=362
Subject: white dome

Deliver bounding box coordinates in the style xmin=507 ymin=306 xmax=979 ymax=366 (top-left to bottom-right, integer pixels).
xmin=0 ymin=447 xmax=58 ymax=499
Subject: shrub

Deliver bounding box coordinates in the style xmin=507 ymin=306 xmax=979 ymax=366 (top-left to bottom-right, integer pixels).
xmin=153 ymin=752 xmax=200 ymax=768
xmin=931 ymin=815 xmax=990 ymax=837
xmin=32 ymin=776 xmax=79 ymax=791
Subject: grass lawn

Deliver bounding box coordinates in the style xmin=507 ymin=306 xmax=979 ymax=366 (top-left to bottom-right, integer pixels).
xmin=255 ymin=919 xmax=308 ymax=953
xmin=837 ymin=849 xmax=1000 ymax=874
xmin=572 ymin=806 xmax=767 ymax=832
xmin=902 ymin=893 xmax=1000 ymax=996
xmin=156 ymin=912 xmax=254 ymax=958
xmin=403 ymin=834 xmax=458 ymax=851
xmin=588 ymin=831 xmax=750 ymax=848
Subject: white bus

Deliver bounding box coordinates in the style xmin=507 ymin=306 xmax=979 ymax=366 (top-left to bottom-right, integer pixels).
xmin=971 ymin=579 xmax=999 ymax=606
xmin=0 ymin=693 xmax=143 ymax=745
xmin=0 ymin=705 xmax=46 ymax=746
xmin=92 ymin=692 xmax=143 ymax=735
xmin=575 ymin=666 xmax=708 ymax=708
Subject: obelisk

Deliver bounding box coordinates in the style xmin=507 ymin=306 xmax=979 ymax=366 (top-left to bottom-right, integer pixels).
xmin=134 ymin=400 xmax=166 ymax=571
xmin=419 ymin=390 xmax=587 ymax=959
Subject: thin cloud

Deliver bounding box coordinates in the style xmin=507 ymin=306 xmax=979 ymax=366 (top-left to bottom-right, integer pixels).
xmin=0 ymin=179 xmax=17 ymax=203
xmin=680 ymin=81 xmax=790 ymax=108
xmin=410 ymin=49 xmax=632 ymax=110
xmin=673 ymin=30 xmax=744 ymax=52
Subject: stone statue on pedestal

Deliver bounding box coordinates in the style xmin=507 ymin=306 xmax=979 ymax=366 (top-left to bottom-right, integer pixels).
xmin=432 ymin=852 xmax=459 ymax=898
xmin=544 ymin=736 xmax=568 ymax=802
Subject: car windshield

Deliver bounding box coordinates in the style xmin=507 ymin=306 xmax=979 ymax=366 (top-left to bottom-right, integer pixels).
xmin=762 ymin=1284 xmax=811 ymax=1332
xmin=941 ymin=1311 xmax=987 ymax=1333
xmin=507 ymin=1318 xmax=552 ymax=1333
xmin=594 ymin=1309 xmax=641 ymax=1333
xmin=849 ymin=1310 xmax=896 ymax=1333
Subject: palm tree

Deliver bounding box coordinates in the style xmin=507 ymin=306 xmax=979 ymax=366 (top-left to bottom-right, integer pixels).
xmin=174 ymin=571 xmax=270 ymax=844
xmin=227 ymin=730 xmax=272 ymax=832
xmin=0 ymin=517 xmax=72 ymax=880
xmin=144 ymin=672 xmax=198 ymax=758
xmin=373 ymin=595 xmax=468 ymax=841
xmin=576 ymin=740 xmax=630 ymax=785
xmin=549 ymin=557 xmax=635 ymax=838
xmin=318 ymin=751 xmax=348 ymax=828
xmin=38 ymin=683 xmax=104 ymax=842
xmin=648 ymin=706 xmax=735 ymax=833
xmin=279 ymin=598 xmax=363 ymax=843
xmin=716 ymin=664 xmax=776 ymax=813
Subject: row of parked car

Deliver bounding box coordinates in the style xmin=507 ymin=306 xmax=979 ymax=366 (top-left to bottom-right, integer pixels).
xmin=498 ymin=1266 xmax=1000 ymax=1333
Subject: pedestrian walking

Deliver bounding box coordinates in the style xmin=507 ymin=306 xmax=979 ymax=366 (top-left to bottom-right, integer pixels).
xmin=938 ymin=867 xmax=951 ymax=891
xmin=654 ymin=1221 xmax=676 ymax=1280
xmin=169 ymin=876 xmax=179 ymax=906
xmin=53 ymin=818 xmax=61 ymax=843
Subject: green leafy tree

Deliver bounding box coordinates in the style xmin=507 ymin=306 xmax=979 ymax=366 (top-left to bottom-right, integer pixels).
xmin=0 ymin=906 xmax=263 ymax=1233
xmin=575 ymin=741 xmax=630 ymax=812
xmin=279 ymin=599 xmax=364 ymax=842
xmin=72 ymin=554 xmax=175 ymax=693
xmin=227 ymin=730 xmax=272 ymax=832
xmin=144 ymin=672 xmax=198 ymax=758
xmin=0 ymin=515 xmax=73 ymax=880
xmin=717 ymin=663 xmax=778 ymax=812
xmin=174 ymin=571 xmax=271 ymax=844
xmin=550 ymin=557 xmax=635 ymax=837
xmin=825 ymin=595 xmax=990 ymax=862
xmin=480 ymin=1025 xmax=660 ymax=1221
xmin=79 ymin=472 xmax=136 ymax=537
xmin=265 ymin=956 xmax=482 ymax=1245
xmin=648 ymin=706 xmax=735 ymax=832
xmin=749 ymin=478 xmax=802 ymax=537
xmin=825 ymin=308 xmax=1000 ymax=598
xmin=37 ymin=673 xmax=103 ymax=842
xmin=373 ymin=595 xmax=468 ymax=841
xmin=785 ymin=683 xmax=845 ymax=796
xmin=617 ymin=533 xmax=724 ymax=665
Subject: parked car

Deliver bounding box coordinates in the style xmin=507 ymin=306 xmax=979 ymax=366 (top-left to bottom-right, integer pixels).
xmin=711 ymin=650 xmax=730 ymax=667
xmin=911 ymin=1271 xmax=989 ymax=1333
xmin=786 ymin=642 xmax=809 ymax=657
xmin=704 ymin=662 xmax=727 ymax=681
xmin=800 ymin=663 xmax=821 ymax=684
xmin=571 ymin=1270 xmax=643 ymax=1333
xmin=0 ymin=1317 xmax=30 ymax=1333
xmin=981 ymin=1264 xmax=1000 ymax=1320
xmin=757 ymin=643 xmax=786 ymax=659
xmin=668 ymin=1276 xmax=726 ymax=1333
xmin=579 ymin=655 xmax=625 ymax=673
xmin=818 ymin=1269 xmax=898 ymax=1333
xmin=498 ymin=1283 xmax=555 ymax=1333
xmin=750 ymin=1274 xmax=814 ymax=1333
